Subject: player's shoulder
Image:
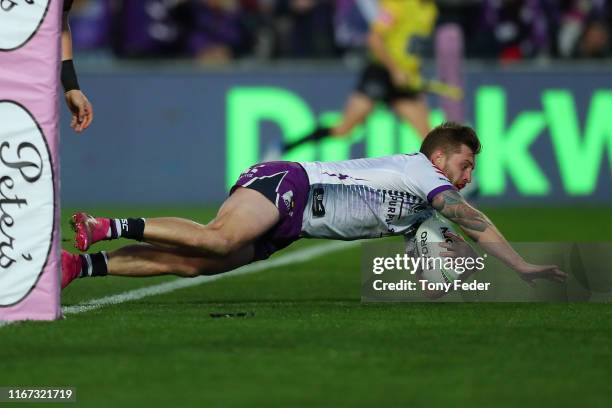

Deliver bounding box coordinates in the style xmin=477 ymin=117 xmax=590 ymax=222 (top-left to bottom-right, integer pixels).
xmin=401 ymin=0 xmax=438 ymax=25
xmin=379 ymin=0 xmax=436 ymax=19
xmin=364 ymin=153 xmax=421 ymax=168
xmin=374 ymin=0 xmax=406 ymax=28
xmin=395 ymin=152 xmax=432 ymax=167
xmin=375 ymin=153 xmax=439 ymax=176
xmin=400 ymin=153 xmax=451 ymax=182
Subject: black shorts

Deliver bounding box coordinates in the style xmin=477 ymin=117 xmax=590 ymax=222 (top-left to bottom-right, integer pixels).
xmin=356 ymin=63 xmax=421 ymax=104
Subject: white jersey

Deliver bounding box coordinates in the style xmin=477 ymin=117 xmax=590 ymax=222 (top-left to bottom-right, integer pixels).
xmin=299 ymin=153 xmax=455 ymax=240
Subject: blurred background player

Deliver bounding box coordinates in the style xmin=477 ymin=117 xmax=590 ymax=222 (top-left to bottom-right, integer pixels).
xmin=62 ymin=0 xmax=94 ymax=133
xmin=274 ymin=0 xmax=440 ymax=156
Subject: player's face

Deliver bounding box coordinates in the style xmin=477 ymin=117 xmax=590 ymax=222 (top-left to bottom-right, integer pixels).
xmin=436 ymin=144 xmax=475 ymax=190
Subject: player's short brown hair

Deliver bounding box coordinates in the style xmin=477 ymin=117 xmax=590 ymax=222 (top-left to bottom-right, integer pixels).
xmin=419 ymin=122 xmax=481 ymax=158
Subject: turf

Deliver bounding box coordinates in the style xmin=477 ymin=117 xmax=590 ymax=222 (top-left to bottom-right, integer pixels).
xmin=1 ymin=206 xmax=612 ymax=407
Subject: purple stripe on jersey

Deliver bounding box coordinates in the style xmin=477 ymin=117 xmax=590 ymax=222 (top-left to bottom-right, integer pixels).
xmin=427 ymin=184 xmax=455 ymax=203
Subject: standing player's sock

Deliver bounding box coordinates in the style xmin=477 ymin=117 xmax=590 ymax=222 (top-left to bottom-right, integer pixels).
xmin=109 ymin=218 xmax=146 ymax=241
xmin=282 ymin=126 xmax=332 ymax=153
xmin=78 ymin=252 xmax=109 ymax=278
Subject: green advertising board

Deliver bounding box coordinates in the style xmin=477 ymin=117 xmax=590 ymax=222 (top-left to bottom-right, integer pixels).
xmin=227 ymin=85 xmax=612 ymax=198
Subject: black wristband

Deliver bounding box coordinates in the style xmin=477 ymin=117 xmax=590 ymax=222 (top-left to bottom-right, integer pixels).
xmin=61 ymin=59 xmax=80 ymax=92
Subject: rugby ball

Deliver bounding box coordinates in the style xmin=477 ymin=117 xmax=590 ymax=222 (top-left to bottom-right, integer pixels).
xmin=415 ymin=213 xmax=462 ymax=284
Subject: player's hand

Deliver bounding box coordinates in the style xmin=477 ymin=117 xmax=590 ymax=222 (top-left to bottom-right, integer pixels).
xmin=439 ymin=231 xmax=477 ymax=259
xmin=390 ymin=69 xmax=409 ymax=88
xmin=439 ymin=231 xmax=480 ymax=280
xmin=517 ymin=263 xmax=567 ymax=286
xmin=64 ymin=90 xmax=93 ymax=133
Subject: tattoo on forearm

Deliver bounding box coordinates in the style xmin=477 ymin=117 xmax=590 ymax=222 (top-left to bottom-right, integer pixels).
xmin=433 ymin=190 xmax=492 ymax=232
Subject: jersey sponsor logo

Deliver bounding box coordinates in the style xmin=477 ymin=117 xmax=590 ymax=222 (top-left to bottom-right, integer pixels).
xmin=281 ymin=190 xmax=294 ymax=216
xmin=383 ymin=190 xmax=408 ymax=226
xmin=383 ymin=190 xmax=427 ymax=232
xmin=0 ymin=100 xmax=54 ymax=306
xmin=0 ymin=0 xmax=50 ymax=51
xmin=312 ymin=187 xmax=325 ymax=218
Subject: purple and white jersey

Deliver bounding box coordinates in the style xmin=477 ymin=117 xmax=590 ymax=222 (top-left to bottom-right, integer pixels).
xmin=299 ymin=153 xmax=455 ymax=239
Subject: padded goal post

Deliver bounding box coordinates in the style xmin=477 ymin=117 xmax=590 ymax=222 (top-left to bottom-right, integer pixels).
xmin=435 ymin=23 xmax=465 ymax=123
xmin=0 ymin=0 xmax=62 ymax=321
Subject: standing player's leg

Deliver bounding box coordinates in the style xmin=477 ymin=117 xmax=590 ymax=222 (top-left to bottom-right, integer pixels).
xmin=391 ymin=95 xmax=431 ymax=139
xmin=73 ymin=187 xmax=280 ymax=257
xmin=281 ymin=92 xmax=375 ymax=153
xmin=329 ymin=92 xmax=375 ymax=136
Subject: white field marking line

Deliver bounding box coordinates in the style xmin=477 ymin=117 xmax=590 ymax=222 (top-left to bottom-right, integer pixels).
xmin=61 ymin=240 xmax=361 ymax=315
xmin=0 ymin=241 xmax=359 ymax=328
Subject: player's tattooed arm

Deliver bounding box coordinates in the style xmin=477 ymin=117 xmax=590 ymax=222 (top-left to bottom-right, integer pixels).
xmin=431 ymin=190 xmax=492 ymax=236
xmin=431 ymin=189 xmax=568 ymax=283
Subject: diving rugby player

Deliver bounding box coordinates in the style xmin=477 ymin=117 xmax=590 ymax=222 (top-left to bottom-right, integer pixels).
xmin=61 ymin=123 xmax=566 ymax=288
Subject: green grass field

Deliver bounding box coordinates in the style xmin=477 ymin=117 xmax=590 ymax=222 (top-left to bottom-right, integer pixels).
xmin=2 ymin=206 xmax=612 ymax=407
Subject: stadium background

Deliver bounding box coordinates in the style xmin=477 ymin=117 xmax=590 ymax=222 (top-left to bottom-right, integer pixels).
xmin=60 ymin=0 xmax=612 ymax=205
xmin=4 ymin=0 xmax=612 ymax=406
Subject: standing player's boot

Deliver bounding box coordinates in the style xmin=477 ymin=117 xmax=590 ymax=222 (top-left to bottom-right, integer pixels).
xmin=61 ymin=250 xmax=82 ymax=289
xmin=71 ymin=212 xmax=111 ymax=251
xmin=281 ymin=126 xmax=332 ymax=154
xmin=261 ymin=126 xmax=332 ymax=162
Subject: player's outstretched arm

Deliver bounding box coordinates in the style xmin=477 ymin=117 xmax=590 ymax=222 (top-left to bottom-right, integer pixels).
xmin=431 ymin=189 xmax=567 ymax=284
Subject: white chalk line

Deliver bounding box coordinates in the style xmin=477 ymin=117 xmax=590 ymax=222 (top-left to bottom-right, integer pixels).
xmin=1 ymin=240 xmax=360 ymax=327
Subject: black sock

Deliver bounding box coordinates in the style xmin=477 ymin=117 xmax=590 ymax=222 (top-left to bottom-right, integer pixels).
xmin=78 ymin=252 xmax=108 ymax=278
xmin=111 ymin=218 xmax=145 ymax=241
xmin=282 ymin=126 xmax=332 ymax=153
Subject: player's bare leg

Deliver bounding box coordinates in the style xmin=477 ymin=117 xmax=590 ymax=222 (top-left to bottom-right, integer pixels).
xmin=72 ymin=188 xmax=279 ymax=257
xmin=329 ymin=92 xmax=375 ymax=136
xmin=280 ymin=92 xmax=374 ymax=153
xmin=392 ymin=95 xmax=431 ymax=139
xmin=61 ymin=242 xmax=255 ymax=288
xmin=107 ymin=244 xmax=255 ymax=277
xmin=142 ymin=188 xmax=278 ymax=257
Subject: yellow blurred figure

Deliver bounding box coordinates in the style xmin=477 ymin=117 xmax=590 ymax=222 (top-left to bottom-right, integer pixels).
xmin=370 ymin=0 xmax=438 ymax=89
xmin=278 ymin=0 xmax=438 ymax=156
